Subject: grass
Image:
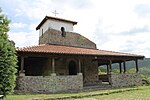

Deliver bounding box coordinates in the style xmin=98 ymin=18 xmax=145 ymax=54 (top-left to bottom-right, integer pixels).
xmin=5 ymin=85 xmax=150 ymax=100
xmin=78 ymin=86 xmax=150 ymax=100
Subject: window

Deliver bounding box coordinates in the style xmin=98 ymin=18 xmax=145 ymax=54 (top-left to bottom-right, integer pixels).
xmin=61 ymin=27 xmax=66 ymax=37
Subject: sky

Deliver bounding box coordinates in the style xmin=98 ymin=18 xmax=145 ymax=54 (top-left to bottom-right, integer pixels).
xmin=0 ymin=0 xmax=150 ymax=58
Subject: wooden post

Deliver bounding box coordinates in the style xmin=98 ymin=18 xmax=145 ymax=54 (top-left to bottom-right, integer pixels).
xmin=135 ymin=60 xmax=139 ymax=73
xmin=51 ymin=58 xmax=56 ymax=76
xmin=119 ymin=62 xmax=122 ymax=73
xmin=78 ymin=59 xmax=81 ymax=73
xmin=107 ymin=64 xmax=109 ymax=74
xmin=20 ymin=57 xmax=25 ymax=76
xmin=123 ymin=61 xmax=126 ymax=73
xmin=108 ymin=60 xmax=112 ymax=85
xmin=109 ymin=60 xmax=112 ymax=74
xmin=78 ymin=59 xmax=82 ymax=75
xmin=21 ymin=57 xmax=24 ymax=73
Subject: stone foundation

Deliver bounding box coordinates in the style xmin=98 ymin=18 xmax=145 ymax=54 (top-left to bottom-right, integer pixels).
xmin=110 ymin=73 xmax=142 ymax=87
xmin=16 ymin=74 xmax=83 ymax=93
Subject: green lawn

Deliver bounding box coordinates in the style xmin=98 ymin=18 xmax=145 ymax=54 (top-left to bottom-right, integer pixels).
xmin=78 ymin=86 xmax=150 ymax=100
xmin=5 ymin=85 xmax=150 ymax=100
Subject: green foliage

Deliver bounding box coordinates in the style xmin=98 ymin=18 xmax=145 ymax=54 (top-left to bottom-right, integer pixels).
xmin=140 ymin=67 xmax=150 ymax=76
xmin=138 ymin=67 xmax=150 ymax=85
xmin=112 ymin=69 xmax=119 ymax=74
xmin=0 ymin=8 xmax=18 ymax=95
xmin=98 ymin=67 xmax=106 ymax=74
xmin=112 ymin=58 xmax=150 ymax=70
xmin=127 ymin=68 xmax=136 ymax=73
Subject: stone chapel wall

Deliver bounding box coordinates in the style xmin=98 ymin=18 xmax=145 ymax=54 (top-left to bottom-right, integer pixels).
xmin=42 ymin=58 xmax=78 ymax=76
xmin=39 ymin=29 xmax=96 ymax=49
xmin=83 ymin=58 xmax=99 ymax=83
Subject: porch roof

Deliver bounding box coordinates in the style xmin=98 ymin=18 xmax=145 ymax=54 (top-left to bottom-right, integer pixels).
xmin=16 ymin=44 xmax=144 ymax=59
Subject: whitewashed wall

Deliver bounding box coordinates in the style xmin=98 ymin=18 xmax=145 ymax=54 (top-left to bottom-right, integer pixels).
xmin=39 ymin=20 xmax=74 ymax=37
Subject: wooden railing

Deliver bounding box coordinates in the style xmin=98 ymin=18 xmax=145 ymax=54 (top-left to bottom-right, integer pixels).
xmin=99 ymin=74 xmax=109 ymax=82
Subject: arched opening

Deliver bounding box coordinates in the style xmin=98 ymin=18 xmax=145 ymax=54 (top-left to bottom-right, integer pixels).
xmin=68 ymin=60 xmax=77 ymax=75
xmin=61 ymin=27 xmax=66 ymax=37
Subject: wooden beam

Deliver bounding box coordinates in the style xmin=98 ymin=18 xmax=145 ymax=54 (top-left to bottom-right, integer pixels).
xmin=17 ymin=52 xmax=144 ymax=61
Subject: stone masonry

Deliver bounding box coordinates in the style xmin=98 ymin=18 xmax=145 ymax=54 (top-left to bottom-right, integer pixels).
xmin=110 ymin=73 xmax=142 ymax=87
xmin=16 ymin=74 xmax=83 ymax=93
xmin=24 ymin=57 xmax=99 ymax=83
xmin=82 ymin=58 xmax=99 ymax=83
xmin=39 ymin=29 xmax=96 ymax=49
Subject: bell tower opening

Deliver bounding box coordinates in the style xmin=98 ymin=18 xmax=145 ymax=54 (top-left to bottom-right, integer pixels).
xmin=61 ymin=27 xmax=66 ymax=37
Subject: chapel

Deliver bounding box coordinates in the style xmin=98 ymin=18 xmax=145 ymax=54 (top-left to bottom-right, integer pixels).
xmin=16 ymin=16 xmax=144 ymax=93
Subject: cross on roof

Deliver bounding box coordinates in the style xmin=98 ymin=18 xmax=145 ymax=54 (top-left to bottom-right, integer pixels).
xmin=52 ymin=10 xmax=59 ymax=16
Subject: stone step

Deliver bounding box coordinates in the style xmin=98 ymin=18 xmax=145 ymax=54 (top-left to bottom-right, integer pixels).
xmin=83 ymin=84 xmax=112 ymax=91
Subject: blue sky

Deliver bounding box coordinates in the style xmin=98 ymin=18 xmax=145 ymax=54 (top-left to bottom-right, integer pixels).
xmin=0 ymin=0 xmax=150 ymax=57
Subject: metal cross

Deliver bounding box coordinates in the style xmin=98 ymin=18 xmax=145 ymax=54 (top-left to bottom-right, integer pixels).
xmin=52 ymin=10 xmax=59 ymax=16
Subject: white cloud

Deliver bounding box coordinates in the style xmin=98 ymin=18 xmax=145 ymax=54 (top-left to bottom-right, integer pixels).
xmin=96 ymin=32 xmax=150 ymax=57
xmin=8 ymin=31 xmax=38 ymax=47
xmin=10 ymin=22 xmax=27 ymax=29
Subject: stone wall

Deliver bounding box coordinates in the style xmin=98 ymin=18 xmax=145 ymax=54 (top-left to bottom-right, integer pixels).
xmin=42 ymin=57 xmax=99 ymax=83
xmin=83 ymin=58 xmax=99 ymax=83
xmin=42 ymin=58 xmax=80 ymax=76
xmin=110 ymin=73 xmax=142 ymax=87
xmin=16 ymin=74 xmax=83 ymax=93
xmin=24 ymin=56 xmax=99 ymax=83
xmin=39 ymin=29 xmax=96 ymax=49
xmin=42 ymin=58 xmax=68 ymax=76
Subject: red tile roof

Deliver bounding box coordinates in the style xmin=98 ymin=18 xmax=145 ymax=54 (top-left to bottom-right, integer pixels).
xmin=16 ymin=44 xmax=144 ymax=58
xmin=36 ymin=16 xmax=77 ymax=30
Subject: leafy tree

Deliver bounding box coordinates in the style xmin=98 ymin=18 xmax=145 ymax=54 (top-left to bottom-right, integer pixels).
xmin=0 ymin=8 xmax=18 ymax=95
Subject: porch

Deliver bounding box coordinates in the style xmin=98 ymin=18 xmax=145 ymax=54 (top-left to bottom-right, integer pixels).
xmin=16 ymin=44 xmax=144 ymax=93
xmin=16 ymin=55 xmax=143 ymax=93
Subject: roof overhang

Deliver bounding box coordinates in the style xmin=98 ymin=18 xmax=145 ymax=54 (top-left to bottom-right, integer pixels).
xmin=36 ymin=16 xmax=78 ymax=30
xmin=16 ymin=44 xmax=145 ymax=60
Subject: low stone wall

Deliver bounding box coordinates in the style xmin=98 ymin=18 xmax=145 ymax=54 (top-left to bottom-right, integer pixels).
xmin=16 ymin=74 xmax=83 ymax=93
xmin=110 ymin=73 xmax=142 ymax=87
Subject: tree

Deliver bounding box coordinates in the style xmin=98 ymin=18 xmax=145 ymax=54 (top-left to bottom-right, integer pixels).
xmin=0 ymin=8 xmax=18 ymax=95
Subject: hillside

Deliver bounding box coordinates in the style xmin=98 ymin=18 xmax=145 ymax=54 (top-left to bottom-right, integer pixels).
xmin=112 ymin=58 xmax=150 ymax=69
xmin=111 ymin=58 xmax=150 ymax=76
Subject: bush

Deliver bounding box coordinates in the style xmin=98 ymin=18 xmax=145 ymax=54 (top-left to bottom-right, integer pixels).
xmin=0 ymin=8 xmax=18 ymax=95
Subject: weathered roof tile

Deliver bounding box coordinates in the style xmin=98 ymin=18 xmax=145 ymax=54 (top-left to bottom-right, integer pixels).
xmin=16 ymin=44 xmax=144 ymax=58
